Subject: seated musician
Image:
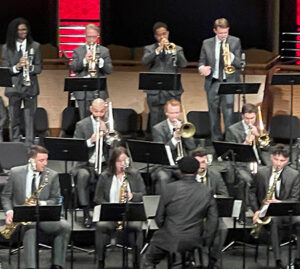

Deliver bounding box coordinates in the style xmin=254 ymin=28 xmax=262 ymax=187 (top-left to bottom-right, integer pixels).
xmin=192 ymin=147 xmax=229 ymax=269
xmin=94 ymin=146 xmax=146 ymax=269
xmin=72 ymin=98 xmax=110 ymax=228
xmin=142 ymin=156 xmax=218 ymax=269
xmin=249 ymin=144 xmax=300 ymax=269
xmin=1 ymin=145 xmax=71 ymax=269
xmin=151 ymin=99 xmax=196 ymax=194
xmin=0 ymin=96 xmax=7 ymax=142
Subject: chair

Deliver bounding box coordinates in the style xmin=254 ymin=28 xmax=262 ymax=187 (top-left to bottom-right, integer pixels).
xmin=232 ymin=111 xmax=242 ymax=124
xmin=269 ymin=115 xmax=300 ymax=144
xmin=187 ymin=111 xmax=211 ymax=146
xmin=59 ymin=106 xmax=80 ymax=137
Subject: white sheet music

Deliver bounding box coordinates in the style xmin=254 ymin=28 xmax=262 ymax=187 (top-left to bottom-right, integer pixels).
xmin=165 ymin=145 xmax=175 ymax=166
xmin=259 ymin=204 xmax=269 ymax=218
xmin=92 ymin=204 xmax=101 ymax=222
xmin=232 ymin=200 xmax=242 ymax=218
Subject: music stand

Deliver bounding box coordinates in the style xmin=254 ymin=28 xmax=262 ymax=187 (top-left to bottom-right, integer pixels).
xmin=64 ymin=77 xmax=107 ymax=118
xmin=217 ymin=82 xmax=260 ymax=112
xmin=216 ymin=196 xmax=235 ymax=218
xmin=138 ymin=72 xmax=181 ymax=91
xmin=13 ymin=205 xmax=61 ymax=269
xmin=271 ymin=73 xmax=300 ymax=160
xmin=126 ymin=139 xmax=173 ymax=194
xmin=266 ymin=201 xmax=300 ymax=268
xmin=0 ymin=67 xmax=13 ymax=87
xmin=99 ymin=202 xmax=147 ymax=269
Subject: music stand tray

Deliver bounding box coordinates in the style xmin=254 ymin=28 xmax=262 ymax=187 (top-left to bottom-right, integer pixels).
xmin=13 ymin=205 xmax=61 ymax=222
xmin=138 ymin=72 xmax=181 ymax=91
xmin=99 ymin=202 xmax=147 ymax=222
xmin=215 ymin=196 xmax=235 ymax=218
xmin=126 ymin=139 xmax=173 ymax=165
xmin=213 ymin=141 xmax=258 ymax=163
xmin=266 ymin=201 xmax=300 ymax=217
xmin=217 ymin=82 xmax=260 ymax=95
xmin=271 ymin=73 xmax=300 ymax=85
xmin=64 ymin=77 xmax=107 ymax=92
xmin=0 ymin=67 xmax=13 ymax=87
xmin=44 ymin=137 xmax=89 ymax=162
xmin=142 ymin=195 xmax=160 ymax=219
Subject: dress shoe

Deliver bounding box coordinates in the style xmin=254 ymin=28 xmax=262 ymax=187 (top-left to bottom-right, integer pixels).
xmin=97 ymin=260 xmax=105 ymax=269
xmin=83 ymin=216 xmax=92 ymax=228
xmin=294 ymin=258 xmax=300 ymax=269
xmin=50 ymin=265 xmax=63 ymax=269
xmin=275 ymin=259 xmax=284 ymax=269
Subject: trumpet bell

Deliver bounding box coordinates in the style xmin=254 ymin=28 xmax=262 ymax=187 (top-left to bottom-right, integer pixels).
xmin=180 ymin=122 xmax=196 ymax=138
xmin=225 ymin=66 xmax=235 ymax=74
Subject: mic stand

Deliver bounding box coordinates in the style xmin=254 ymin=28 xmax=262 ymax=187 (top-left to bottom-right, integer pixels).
xmin=70 ymin=173 xmax=76 ymax=269
xmin=239 ymin=64 xmax=246 ymax=112
xmin=34 ymin=191 xmax=41 ymax=269
xmin=122 ymin=181 xmax=129 ymax=269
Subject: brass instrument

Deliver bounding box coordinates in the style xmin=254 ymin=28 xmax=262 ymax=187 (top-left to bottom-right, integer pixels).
xmin=88 ymin=43 xmax=98 ymax=77
xmin=222 ymin=42 xmax=235 ymax=74
xmin=22 ymin=48 xmax=34 ymax=86
xmin=105 ymin=102 xmax=121 ymax=146
xmin=257 ymin=106 xmax=270 ymax=148
xmin=179 ymin=105 xmax=196 ymax=138
xmin=165 ymin=42 xmax=176 ymax=51
xmin=94 ymin=117 xmax=104 ymax=175
xmin=1 ymin=170 xmax=49 ymax=240
xmin=116 ymin=172 xmax=128 ymax=231
xmin=250 ymin=170 xmax=280 ymax=239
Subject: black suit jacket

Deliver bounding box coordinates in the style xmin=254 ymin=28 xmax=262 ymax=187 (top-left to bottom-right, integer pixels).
xmin=205 ymin=168 xmax=229 ymax=196
xmin=151 ymin=175 xmax=218 ymax=252
xmin=225 ymin=121 xmax=245 ymax=143
xmin=249 ymin=165 xmax=300 ymax=212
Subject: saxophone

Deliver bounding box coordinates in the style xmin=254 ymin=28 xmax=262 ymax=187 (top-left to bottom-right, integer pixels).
xmin=0 ymin=170 xmax=49 ymax=240
xmin=250 ymin=170 xmax=280 ymax=239
xmin=116 ymin=172 xmax=127 ymax=231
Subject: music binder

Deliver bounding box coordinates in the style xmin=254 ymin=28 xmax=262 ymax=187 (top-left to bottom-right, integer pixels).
xmin=217 ymin=82 xmax=260 ymax=95
xmin=64 ymin=77 xmax=107 ymax=92
xmin=138 ymin=72 xmax=181 ymax=91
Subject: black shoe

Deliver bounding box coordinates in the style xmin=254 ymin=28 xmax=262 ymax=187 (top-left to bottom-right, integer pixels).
xmin=97 ymin=260 xmax=104 ymax=269
xmin=294 ymin=258 xmax=300 ymax=269
xmin=83 ymin=216 xmax=92 ymax=228
xmin=50 ymin=265 xmax=63 ymax=269
xmin=276 ymin=260 xmax=284 ymax=269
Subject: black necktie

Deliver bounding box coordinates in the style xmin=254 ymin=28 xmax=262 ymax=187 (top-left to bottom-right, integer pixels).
xmin=219 ymin=41 xmax=224 ymax=81
xmin=31 ymin=173 xmax=37 ymax=194
xmin=18 ymin=44 xmax=23 ymax=58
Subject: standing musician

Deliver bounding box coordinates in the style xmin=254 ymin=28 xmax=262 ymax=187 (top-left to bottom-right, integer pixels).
xmin=151 ymin=99 xmax=196 ymax=194
xmin=94 ymin=146 xmax=146 ymax=269
xmin=198 ymin=18 xmax=241 ymax=141
xmin=72 ymin=98 xmax=110 ymax=228
xmin=2 ymin=17 xmax=42 ymax=146
xmin=249 ymin=144 xmax=300 ymax=269
xmin=70 ymin=24 xmax=113 ymax=119
xmin=192 ymin=147 xmax=229 ymax=269
xmin=1 ymin=145 xmax=71 ymax=269
xmin=142 ymin=21 xmax=188 ymax=128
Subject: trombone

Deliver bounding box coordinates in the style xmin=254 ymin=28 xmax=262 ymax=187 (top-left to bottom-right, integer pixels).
xmin=257 ymin=106 xmax=270 ymax=148
xmin=94 ymin=117 xmax=104 ymax=175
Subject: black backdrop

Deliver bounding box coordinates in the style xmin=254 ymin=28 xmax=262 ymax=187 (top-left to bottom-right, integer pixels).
xmin=0 ymin=0 xmax=297 ymax=61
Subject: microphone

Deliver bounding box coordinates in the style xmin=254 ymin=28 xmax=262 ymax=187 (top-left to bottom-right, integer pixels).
xmin=241 ymin=52 xmax=246 ymax=72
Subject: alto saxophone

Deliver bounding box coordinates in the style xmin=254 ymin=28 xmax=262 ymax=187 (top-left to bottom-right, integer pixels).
xmin=116 ymin=173 xmax=127 ymax=231
xmin=0 ymin=170 xmax=49 ymax=240
xmin=250 ymin=170 xmax=279 ymax=239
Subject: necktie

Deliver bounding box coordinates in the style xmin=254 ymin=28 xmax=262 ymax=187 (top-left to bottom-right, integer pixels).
xmin=18 ymin=44 xmax=23 ymax=58
xmin=31 ymin=173 xmax=37 ymax=194
xmin=219 ymin=41 xmax=224 ymax=81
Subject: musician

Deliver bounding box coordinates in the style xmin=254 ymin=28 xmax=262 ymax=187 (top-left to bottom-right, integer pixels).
xmin=70 ymin=24 xmax=113 ymax=119
xmin=94 ymin=146 xmax=146 ymax=269
xmin=249 ymin=144 xmax=300 ymax=269
xmin=2 ymin=17 xmax=42 ymax=146
xmin=0 ymin=96 xmax=7 ymax=142
xmin=192 ymin=147 xmax=229 ymax=269
xmin=142 ymin=21 xmax=188 ymax=128
xmin=1 ymin=145 xmax=71 ymax=269
xmin=198 ymin=18 xmax=241 ymax=141
xmin=72 ymin=98 xmax=110 ymax=228
xmin=142 ymin=156 xmax=218 ymax=269
xmin=151 ymin=99 xmax=196 ymax=194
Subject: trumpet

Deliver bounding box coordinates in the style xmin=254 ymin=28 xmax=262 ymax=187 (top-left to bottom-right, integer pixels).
xmin=222 ymin=42 xmax=235 ymax=74
xmin=257 ymin=106 xmax=270 ymax=148
xmin=88 ymin=43 xmax=98 ymax=77
xmin=22 ymin=48 xmax=34 ymax=86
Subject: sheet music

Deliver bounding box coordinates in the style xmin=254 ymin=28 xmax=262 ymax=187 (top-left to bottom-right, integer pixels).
xmin=259 ymin=204 xmax=269 ymax=218
xmin=93 ymin=204 xmax=101 ymax=222
xmin=232 ymin=200 xmax=242 ymax=218
xmin=165 ymin=145 xmax=175 ymax=166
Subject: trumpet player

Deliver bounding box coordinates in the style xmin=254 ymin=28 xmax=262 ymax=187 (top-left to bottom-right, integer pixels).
xmin=94 ymin=147 xmax=146 ymax=269
xmin=72 ymin=98 xmax=110 ymax=228
xmin=2 ymin=17 xmax=42 ymax=146
xmin=151 ymin=99 xmax=196 ymax=194
xmin=198 ymin=18 xmax=241 ymax=141
xmin=249 ymin=144 xmax=300 ymax=269
xmin=1 ymin=145 xmax=71 ymax=269
xmin=142 ymin=21 xmax=187 ymax=128
xmin=71 ymin=24 xmax=113 ymax=119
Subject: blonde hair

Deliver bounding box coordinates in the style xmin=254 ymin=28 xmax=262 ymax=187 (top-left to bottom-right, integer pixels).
xmin=164 ymin=99 xmax=182 ymax=113
xmin=86 ymin=24 xmax=100 ymax=33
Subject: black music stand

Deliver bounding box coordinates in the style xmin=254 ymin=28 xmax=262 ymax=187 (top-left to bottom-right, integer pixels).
xmin=271 ymin=73 xmax=300 ymax=160
xmin=266 ymin=201 xmax=300 ymax=268
xmin=213 ymin=141 xmax=257 ymax=269
xmin=99 ymin=203 xmax=147 ymax=269
xmin=138 ymin=72 xmax=181 ymax=91
xmin=126 ymin=139 xmax=173 ymax=194
xmin=13 ymin=205 xmax=61 ymax=269
xmin=64 ymin=76 xmax=107 ymax=118
xmin=217 ymin=82 xmax=260 ymax=112
xmin=0 ymin=67 xmax=13 ymax=87
xmin=43 ymin=137 xmax=90 ymax=269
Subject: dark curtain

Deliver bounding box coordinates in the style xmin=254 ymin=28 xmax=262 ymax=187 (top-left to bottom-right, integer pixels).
xmin=101 ymin=0 xmax=272 ymax=61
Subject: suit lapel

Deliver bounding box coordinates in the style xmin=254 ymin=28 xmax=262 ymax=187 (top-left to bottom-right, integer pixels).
xmin=162 ymin=120 xmax=172 ymax=141
xmin=20 ymin=166 xmax=29 ymax=202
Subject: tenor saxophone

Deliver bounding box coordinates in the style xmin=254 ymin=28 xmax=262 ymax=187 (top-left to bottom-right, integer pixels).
xmin=0 ymin=171 xmax=49 ymax=240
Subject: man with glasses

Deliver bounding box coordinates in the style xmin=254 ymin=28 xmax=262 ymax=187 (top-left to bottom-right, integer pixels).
xmin=2 ymin=17 xmax=42 ymax=146
xmin=71 ymin=24 xmax=113 ymax=119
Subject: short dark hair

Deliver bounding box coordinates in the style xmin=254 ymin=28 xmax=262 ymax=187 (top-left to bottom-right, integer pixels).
xmin=242 ymin=103 xmax=258 ymax=115
xmin=153 ymin=21 xmax=168 ymax=34
xmin=271 ymin=144 xmax=290 ymax=158
xmin=107 ymin=146 xmax=128 ymax=175
xmin=29 ymin=145 xmax=49 ymax=158
xmin=192 ymin=147 xmax=208 ymax=157
xmin=214 ymin=18 xmax=230 ymax=29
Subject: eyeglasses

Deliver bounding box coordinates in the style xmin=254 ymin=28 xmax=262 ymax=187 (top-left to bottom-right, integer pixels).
xmin=86 ymin=35 xmax=98 ymax=39
xmin=18 ymin=28 xmax=28 ymax=32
